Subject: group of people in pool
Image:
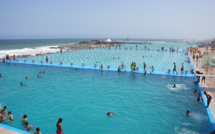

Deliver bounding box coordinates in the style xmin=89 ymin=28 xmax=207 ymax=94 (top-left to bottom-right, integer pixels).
xmin=186 ymin=90 xmax=212 ymax=117
xmin=130 ymin=62 xmax=138 ymax=71
xmin=55 ymin=112 xmax=114 ymax=134
xmin=0 ymin=106 xmax=41 ymax=134
xmin=20 ymin=71 xmax=45 ymax=86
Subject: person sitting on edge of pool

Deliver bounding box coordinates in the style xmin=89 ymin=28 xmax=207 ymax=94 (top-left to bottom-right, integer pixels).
xmin=186 ymin=110 xmax=190 ymax=116
xmin=118 ymin=65 xmax=121 ymax=72
xmin=20 ymin=82 xmax=26 ymax=86
xmin=25 ymin=77 xmax=32 ymax=79
xmin=4 ymin=111 xmax=14 ymax=123
xmin=173 ymin=84 xmax=176 ymax=88
xmin=107 ymin=112 xmax=114 ymax=116
xmin=32 ymin=127 xmax=42 ymax=134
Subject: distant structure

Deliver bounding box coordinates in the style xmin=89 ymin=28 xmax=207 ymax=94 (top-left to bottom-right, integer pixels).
xmin=127 ymin=37 xmax=130 ymax=41
xmin=106 ymin=39 xmax=111 ymax=42
xmin=212 ymin=39 xmax=215 ymax=46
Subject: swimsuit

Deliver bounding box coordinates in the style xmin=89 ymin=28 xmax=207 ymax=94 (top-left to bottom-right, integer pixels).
xmin=56 ymin=130 xmax=63 ymax=134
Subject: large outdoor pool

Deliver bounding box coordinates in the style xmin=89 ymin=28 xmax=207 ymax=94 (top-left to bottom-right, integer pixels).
xmin=0 ymin=63 xmax=212 ymax=134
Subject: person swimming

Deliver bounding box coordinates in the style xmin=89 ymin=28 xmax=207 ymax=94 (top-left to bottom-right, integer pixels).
xmin=0 ymin=73 xmax=2 ymax=77
xmin=33 ymin=127 xmax=42 ymax=134
xmin=193 ymin=89 xmax=198 ymax=94
xmin=23 ymin=122 xmax=34 ymax=133
xmin=39 ymin=71 xmax=42 ymax=74
xmin=56 ymin=118 xmax=63 ymax=134
xmin=4 ymin=111 xmax=14 ymax=123
xmin=19 ymin=114 xmax=28 ymax=128
xmin=20 ymin=82 xmax=26 ymax=86
xmin=107 ymin=112 xmax=114 ymax=116
xmin=37 ymin=75 xmax=44 ymax=78
xmin=197 ymin=95 xmax=202 ymax=102
xmin=173 ymin=84 xmax=176 ymax=88
xmin=118 ymin=65 xmax=122 ymax=72
xmin=43 ymin=71 xmax=45 ymax=74
xmin=186 ymin=110 xmax=190 ymax=116
xmin=25 ymin=77 xmax=32 ymax=79
xmin=0 ymin=106 xmax=7 ymax=122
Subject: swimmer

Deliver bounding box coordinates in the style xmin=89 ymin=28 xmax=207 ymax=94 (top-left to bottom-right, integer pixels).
xmin=118 ymin=65 xmax=122 ymax=72
xmin=0 ymin=106 xmax=6 ymax=122
xmin=22 ymin=122 xmax=34 ymax=133
xmin=173 ymin=84 xmax=176 ymax=88
xmin=32 ymin=127 xmax=42 ymax=134
xmin=0 ymin=73 xmax=2 ymax=77
xmin=107 ymin=112 xmax=114 ymax=116
xmin=25 ymin=77 xmax=32 ymax=79
xmin=4 ymin=111 xmax=14 ymax=123
xmin=193 ymin=89 xmax=198 ymax=94
xmin=56 ymin=118 xmax=64 ymax=134
xmin=37 ymin=75 xmax=44 ymax=78
xmin=20 ymin=82 xmax=26 ymax=86
xmin=43 ymin=71 xmax=45 ymax=74
xmin=186 ymin=110 xmax=190 ymax=116
xmin=76 ymin=68 xmax=78 ymax=71
xmin=39 ymin=71 xmax=42 ymax=74
xmin=162 ymin=76 xmax=166 ymax=79
xmin=197 ymin=95 xmax=202 ymax=102
xmin=19 ymin=114 xmax=28 ymax=127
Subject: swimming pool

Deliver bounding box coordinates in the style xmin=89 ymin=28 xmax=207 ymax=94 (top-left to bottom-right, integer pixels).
xmin=0 ymin=63 xmax=212 ymax=133
xmin=12 ymin=42 xmax=193 ymax=76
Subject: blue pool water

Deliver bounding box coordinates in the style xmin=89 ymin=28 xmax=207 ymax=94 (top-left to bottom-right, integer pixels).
xmin=0 ymin=63 xmax=212 ymax=134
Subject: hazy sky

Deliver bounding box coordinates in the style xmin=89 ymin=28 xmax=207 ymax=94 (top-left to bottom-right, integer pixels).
xmin=0 ymin=0 xmax=215 ymax=40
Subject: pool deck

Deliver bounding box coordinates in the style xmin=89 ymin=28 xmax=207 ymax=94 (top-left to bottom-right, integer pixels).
xmin=0 ymin=124 xmax=30 ymax=134
xmin=189 ymin=47 xmax=215 ymax=130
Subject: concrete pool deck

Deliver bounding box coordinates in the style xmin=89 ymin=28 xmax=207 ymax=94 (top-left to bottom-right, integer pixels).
xmin=189 ymin=47 xmax=215 ymax=130
xmin=0 ymin=124 xmax=30 ymax=134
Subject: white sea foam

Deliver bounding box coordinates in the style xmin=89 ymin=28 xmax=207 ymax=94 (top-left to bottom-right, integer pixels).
xmin=0 ymin=45 xmax=60 ymax=58
xmin=167 ymin=84 xmax=189 ymax=91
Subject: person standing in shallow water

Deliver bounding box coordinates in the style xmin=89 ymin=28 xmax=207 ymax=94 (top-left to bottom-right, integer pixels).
xmin=46 ymin=56 xmax=48 ymax=63
xmin=56 ymin=118 xmax=64 ymax=134
xmin=173 ymin=63 xmax=178 ymax=74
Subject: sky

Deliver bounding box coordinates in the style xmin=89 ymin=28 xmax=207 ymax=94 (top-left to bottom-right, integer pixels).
xmin=0 ymin=0 xmax=215 ymax=40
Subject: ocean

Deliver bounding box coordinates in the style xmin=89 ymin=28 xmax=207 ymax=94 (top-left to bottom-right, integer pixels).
xmin=0 ymin=38 xmax=101 ymax=58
